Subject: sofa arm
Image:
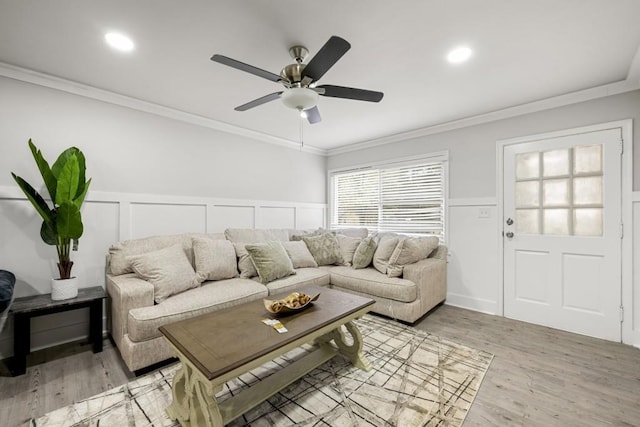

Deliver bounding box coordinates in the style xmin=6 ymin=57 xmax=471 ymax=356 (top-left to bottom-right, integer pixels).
xmin=429 ymin=244 xmax=448 ymax=261
xmin=402 ymin=256 xmax=447 ymax=314
xmin=106 ymin=273 xmax=154 ymax=350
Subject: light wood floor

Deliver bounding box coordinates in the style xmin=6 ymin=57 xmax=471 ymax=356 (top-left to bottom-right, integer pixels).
xmin=1 ymin=305 xmax=639 ymax=426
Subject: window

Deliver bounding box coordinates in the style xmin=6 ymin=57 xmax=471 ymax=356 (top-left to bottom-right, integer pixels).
xmin=330 ymin=157 xmax=447 ymax=241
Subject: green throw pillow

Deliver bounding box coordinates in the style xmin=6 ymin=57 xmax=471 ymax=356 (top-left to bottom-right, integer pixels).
xmin=352 ymin=237 xmax=377 ymax=269
xmin=245 ymin=241 xmax=296 ymax=284
xmin=301 ymin=233 xmax=344 ymax=266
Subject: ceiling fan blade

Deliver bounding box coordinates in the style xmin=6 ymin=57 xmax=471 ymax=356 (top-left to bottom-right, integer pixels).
xmin=305 ymin=106 xmax=322 ymax=124
xmin=301 ymin=36 xmax=351 ymax=82
xmin=234 ymin=92 xmax=283 ymax=111
xmin=211 ymin=54 xmax=282 ymax=83
xmin=317 ymin=85 xmax=384 ymax=102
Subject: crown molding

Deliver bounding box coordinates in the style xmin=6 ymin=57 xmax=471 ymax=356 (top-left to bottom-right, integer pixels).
xmin=326 ymin=78 xmax=640 ymax=156
xmin=0 ymin=61 xmax=328 ymax=156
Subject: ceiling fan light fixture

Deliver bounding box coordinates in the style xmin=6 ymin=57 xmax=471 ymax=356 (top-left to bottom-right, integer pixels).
xmin=281 ymin=87 xmax=318 ymax=110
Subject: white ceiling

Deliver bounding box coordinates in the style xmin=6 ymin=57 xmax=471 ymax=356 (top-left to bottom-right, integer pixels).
xmin=1 ymin=1 xmax=639 ymax=152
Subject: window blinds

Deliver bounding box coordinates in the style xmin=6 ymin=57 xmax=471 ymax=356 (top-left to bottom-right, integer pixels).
xmin=331 ymin=161 xmax=445 ymax=240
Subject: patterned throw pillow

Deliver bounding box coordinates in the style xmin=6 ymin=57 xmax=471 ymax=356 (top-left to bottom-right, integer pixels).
xmin=301 ymin=233 xmax=344 ymax=266
xmin=386 ymin=236 xmax=440 ymax=277
xmin=281 ymin=241 xmax=318 ymax=268
xmin=127 ymin=244 xmax=200 ymax=303
xmin=351 ymin=237 xmax=377 ymax=269
xmin=245 ymin=241 xmax=296 ymax=284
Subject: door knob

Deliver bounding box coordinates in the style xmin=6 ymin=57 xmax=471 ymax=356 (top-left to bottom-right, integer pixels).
xmin=505 ymin=231 xmax=514 ymax=238
xmin=506 ymin=218 xmax=514 ymax=225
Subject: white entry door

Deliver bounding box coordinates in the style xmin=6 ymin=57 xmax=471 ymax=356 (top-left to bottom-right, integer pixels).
xmin=503 ymin=128 xmax=622 ymax=341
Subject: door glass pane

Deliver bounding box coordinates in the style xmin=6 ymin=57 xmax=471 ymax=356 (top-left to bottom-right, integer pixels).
xmin=574 ymin=145 xmax=602 ymax=175
xmin=516 ymin=209 xmax=539 ymax=234
xmin=543 ymin=209 xmax=569 ymax=235
xmin=543 ymin=179 xmax=569 ymax=207
xmin=543 ymin=149 xmax=569 ymax=177
xmin=515 ymin=181 xmax=539 ymax=207
xmin=574 ymin=176 xmax=602 ymax=206
xmin=574 ymin=208 xmax=603 ymax=236
xmin=516 ymin=152 xmax=539 ymax=179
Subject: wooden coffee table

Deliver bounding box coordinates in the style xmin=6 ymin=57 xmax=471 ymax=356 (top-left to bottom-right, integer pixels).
xmin=159 ymin=286 xmax=375 ymax=427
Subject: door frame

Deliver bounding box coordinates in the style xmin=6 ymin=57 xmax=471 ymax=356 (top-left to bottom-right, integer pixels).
xmin=496 ymin=119 xmax=634 ymax=344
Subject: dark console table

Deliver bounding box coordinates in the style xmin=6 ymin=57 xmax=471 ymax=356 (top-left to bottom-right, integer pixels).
xmin=9 ymin=286 xmax=106 ymax=376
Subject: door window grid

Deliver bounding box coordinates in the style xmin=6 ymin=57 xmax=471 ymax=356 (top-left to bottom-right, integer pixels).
xmin=514 ymin=145 xmax=603 ymax=236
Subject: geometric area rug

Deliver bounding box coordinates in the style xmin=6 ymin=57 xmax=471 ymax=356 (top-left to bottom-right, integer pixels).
xmin=31 ymin=314 xmax=493 ymax=427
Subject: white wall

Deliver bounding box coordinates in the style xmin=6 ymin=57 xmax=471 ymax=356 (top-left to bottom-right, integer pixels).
xmin=0 ymin=76 xmax=327 ymax=358
xmin=328 ymin=90 xmax=640 ymax=345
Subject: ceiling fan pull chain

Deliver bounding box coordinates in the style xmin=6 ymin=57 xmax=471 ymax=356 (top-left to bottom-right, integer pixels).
xmin=299 ymin=111 xmax=304 ymax=150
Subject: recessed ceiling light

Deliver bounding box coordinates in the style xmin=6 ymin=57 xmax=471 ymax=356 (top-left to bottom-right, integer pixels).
xmin=105 ymin=32 xmax=135 ymax=52
xmin=447 ymin=46 xmax=472 ymax=64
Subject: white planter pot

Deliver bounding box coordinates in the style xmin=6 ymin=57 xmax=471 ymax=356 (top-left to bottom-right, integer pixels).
xmin=51 ymin=277 xmax=78 ymax=300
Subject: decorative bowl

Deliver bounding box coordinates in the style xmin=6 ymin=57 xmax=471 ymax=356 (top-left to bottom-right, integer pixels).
xmin=264 ymin=292 xmax=320 ymax=314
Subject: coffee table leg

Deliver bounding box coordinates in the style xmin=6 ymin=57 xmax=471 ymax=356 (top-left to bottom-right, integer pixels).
xmin=321 ymin=321 xmax=371 ymax=371
xmin=167 ymin=356 xmax=223 ymax=427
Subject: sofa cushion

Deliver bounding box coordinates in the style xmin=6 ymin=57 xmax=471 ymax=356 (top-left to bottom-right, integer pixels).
xmin=352 ymin=237 xmax=377 ymax=269
xmin=193 ymin=238 xmax=238 ymax=282
xmin=372 ymin=234 xmax=401 ymax=274
xmin=331 ymin=227 xmax=369 ymax=239
xmin=281 ymin=241 xmax=318 ymax=268
xmin=387 ymin=236 xmax=440 ymax=277
xmin=263 ymin=268 xmax=331 ymax=294
xmin=127 ymin=278 xmax=267 ymax=342
xmin=127 ymin=244 xmax=200 ymax=303
xmin=301 ymin=233 xmax=344 ymax=266
xmin=224 ymin=228 xmax=290 ymax=243
xmin=328 ymin=266 xmax=417 ymax=303
xmin=245 ymin=241 xmax=296 ymax=284
xmin=336 ymin=234 xmax=362 ymax=266
xmin=108 ymin=233 xmax=225 ymax=275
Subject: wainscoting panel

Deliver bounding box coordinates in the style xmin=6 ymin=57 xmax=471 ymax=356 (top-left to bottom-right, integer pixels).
xmin=0 ymin=185 xmax=326 ymax=359
xmin=296 ymin=207 xmax=325 ymax=230
xmin=207 ymin=205 xmax=255 ymax=233
xmin=259 ymin=206 xmax=295 ymax=229
xmin=446 ymin=199 xmax=500 ymax=314
xmin=129 ymin=203 xmax=207 ymax=239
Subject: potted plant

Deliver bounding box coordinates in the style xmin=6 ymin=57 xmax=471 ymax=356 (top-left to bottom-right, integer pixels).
xmin=11 ymin=139 xmax=91 ymax=300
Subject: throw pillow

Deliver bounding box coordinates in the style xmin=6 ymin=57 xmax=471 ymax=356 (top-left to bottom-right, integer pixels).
xmin=352 ymin=237 xmax=377 ymax=269
xmin=245 ymin=241 xmax=296 ymax=284
xmin=301 ymin=233 xmax=344 ymax=266
xmin=336 ymin=234 xmax=362 ymax=266
xmin=233 ymin=243 xmax=258 ymax=278
xmin=372 ymin=234 xmax=401 ymax=274
xmin=192 ymin=238 xmax=238 ymax=282
xmin=281 ymin=241 xmax=318 ymax=268
xmin=387 ymin=236 xmax=440 ymax=277
xmin=127 ymin=244 xmax=200 ymax=303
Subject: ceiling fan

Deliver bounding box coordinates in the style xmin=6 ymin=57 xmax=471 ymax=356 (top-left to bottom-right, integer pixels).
xmin=210 ymin=36 xmax=384 ymax=124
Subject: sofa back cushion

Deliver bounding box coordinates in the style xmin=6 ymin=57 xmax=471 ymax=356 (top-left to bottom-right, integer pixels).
xmin=193 ymin=238 xmax=239 ymax=282
xmin=335 ymin=234 xmax=362 ymax=266
xmin=108 ymin=233 xmax=225 ymax=276
xmin=224 ymin=228 xmax=290 ymax=243
xmin=127 ymin=244 xmax=200 ymax=303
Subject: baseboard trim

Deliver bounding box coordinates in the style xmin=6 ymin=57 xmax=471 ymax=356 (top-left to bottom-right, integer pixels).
xmin=445 ymin=293 xmax=498 ymax=315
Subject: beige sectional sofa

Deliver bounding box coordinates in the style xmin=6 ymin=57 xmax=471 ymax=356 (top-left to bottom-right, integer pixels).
xmin=106 ymin=228 xmax=447 ymax=372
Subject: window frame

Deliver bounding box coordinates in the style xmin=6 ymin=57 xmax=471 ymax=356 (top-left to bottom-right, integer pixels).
xmin=328 ymin=151 xmax=449 ymax=243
